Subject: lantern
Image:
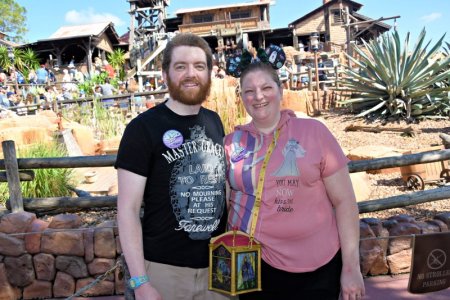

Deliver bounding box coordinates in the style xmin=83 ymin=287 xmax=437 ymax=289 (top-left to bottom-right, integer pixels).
xmin=209 ymin=230 xmax=262 ymax=296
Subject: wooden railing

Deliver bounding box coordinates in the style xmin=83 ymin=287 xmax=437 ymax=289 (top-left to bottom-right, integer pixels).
xmin=289 ymin=66 xmax=345 ymax=91
xmin=5 ymin=90 xmax=168 ymax=115
xmin=1 ymin=140 xmax=450 ymax=216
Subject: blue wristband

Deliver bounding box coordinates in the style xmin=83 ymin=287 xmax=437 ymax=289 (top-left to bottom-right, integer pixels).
xmin=128 ymin=275 xmax=149 ymax=289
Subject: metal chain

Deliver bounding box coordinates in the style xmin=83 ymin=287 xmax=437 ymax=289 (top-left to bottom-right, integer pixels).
xmin=65 ymin=259 xmax=123 ymax=300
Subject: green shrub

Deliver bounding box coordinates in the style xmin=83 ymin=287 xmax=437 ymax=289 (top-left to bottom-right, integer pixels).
xmin=0 ymin=142 xmax=74 ymax=206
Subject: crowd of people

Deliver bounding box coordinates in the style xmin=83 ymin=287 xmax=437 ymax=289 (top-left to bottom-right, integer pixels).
xmin=0 ymin=58 xmax=144 ymax=116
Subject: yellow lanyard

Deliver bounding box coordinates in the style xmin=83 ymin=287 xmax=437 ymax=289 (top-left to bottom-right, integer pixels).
xmin=249 ymin=129 xmax=280 ymax=239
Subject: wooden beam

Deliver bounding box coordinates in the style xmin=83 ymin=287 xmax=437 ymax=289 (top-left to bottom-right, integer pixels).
xmin=358 ymin=186 xmax=450 ymax=213
xmin=0 ymin=170 xmax=34 ymax=182
xmin=342 ymin=16 xmax=401 ymax=28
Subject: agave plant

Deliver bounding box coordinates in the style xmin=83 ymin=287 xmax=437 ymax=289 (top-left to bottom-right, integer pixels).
xmin=339 ymin=29 xmax=450 ymax=121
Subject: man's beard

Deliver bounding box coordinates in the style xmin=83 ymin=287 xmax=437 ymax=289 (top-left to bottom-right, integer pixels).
xmin=167 ymin=76 xmax=211 ymax=106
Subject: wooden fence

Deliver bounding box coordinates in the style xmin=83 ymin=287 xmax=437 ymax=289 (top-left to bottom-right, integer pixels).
xmin=6 ymin=90 xmax=168 ymax=116
xmin=289 ymin=66 xmax=344 ymax=91
xmin=1 ymin=140 xmax=450 ymax=217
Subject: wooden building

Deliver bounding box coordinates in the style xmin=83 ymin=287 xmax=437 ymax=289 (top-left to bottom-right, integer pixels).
xmin=22 ymin=22 xmax=125 ymax=74
xmin=289 ymin=0 xmax=391 ymax=52
xmin=170 ymin=0 xmax=272 ymax=51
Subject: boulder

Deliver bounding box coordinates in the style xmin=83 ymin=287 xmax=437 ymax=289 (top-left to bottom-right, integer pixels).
xmin=55 ymin=256 xmax=88 ymax=279
xmin=25 ymin=219 xmax=49 ymax=254
xmin=94 ymin=227 xmax=116 ymax=259
xmin=434 ymin=212 xmax=450 ymax=228
xmin=0 ymin=263 xmax=22 ymax=300
xmin=76 ymin=277 xmax=115 ymax=297
xmin=87 ymin=258 xmax=115 ymax=281
xmin=387 ymin=248 xmax=412 ymax=274
xmin=83 ymin=228 xmax=95 ymax=264
xmin=41 ymin=230 xmax=84 ymax=256
xmin=53 ymin=271 xmax=75 ymax=298
xmin=4 ymin=254 xmax=35 ymax=287
xmin=33 ymin=253 xmax=56 ymax=281
xmin=0 ymin=233 xmax=26 ymax=256
xmin=0 ymin=211 xmax=36 ymax=236
xmin=23 ymin=280 xmax=52 ymax=300
xmin=387 ymin=222 xmax=421 ymax=255
xmin=48 ymin=214 xmax=82 ymax=229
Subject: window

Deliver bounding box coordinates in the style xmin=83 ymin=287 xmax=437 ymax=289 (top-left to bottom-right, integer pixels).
xmin=331 ymin=9 xmax=343 ymax=24
xmin=192 ymin=14 xmax=214 ymax=23
xmin=230 ymin=10 xmax=251 ymax=20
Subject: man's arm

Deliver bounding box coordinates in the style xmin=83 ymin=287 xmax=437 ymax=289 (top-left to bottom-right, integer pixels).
xmin=117 ymin=168 xmax=161 ymax=299
xmin=323 ymin=167 xmax=365 ymax=300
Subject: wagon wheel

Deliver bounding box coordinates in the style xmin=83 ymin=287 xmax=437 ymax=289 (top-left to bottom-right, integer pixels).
xmin=440 ymin=169 xmax=450 ymax=183
xmin=406 ymin=174 xmax=425 ymax=190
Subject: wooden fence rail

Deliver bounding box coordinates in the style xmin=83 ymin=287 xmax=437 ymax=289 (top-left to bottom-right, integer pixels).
xmin=1 ymin=140 xmax=450 ymax=216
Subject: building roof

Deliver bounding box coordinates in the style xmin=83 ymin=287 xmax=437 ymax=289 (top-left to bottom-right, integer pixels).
xmin=289 ymin=0 xmax=363 ymax=27
xmin=175 ymin=0 xmax=271 ymax=15
xmin=39 ymin=22 xmax=120 ymax=43
xmin=0 ymin=39 xmax=20 ymax=48
xmin=352 ymin=12 xmax=391 ymax=29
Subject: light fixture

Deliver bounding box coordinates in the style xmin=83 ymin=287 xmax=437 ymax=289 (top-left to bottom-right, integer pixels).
xmin=7 ymin=47 xmax=14 ymax=63
xmin=309 ymin=32 xmax=319 ymax=52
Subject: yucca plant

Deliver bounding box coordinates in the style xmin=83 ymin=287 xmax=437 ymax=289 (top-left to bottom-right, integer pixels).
xmin=339 ymin=29 xmax=450 ymax=121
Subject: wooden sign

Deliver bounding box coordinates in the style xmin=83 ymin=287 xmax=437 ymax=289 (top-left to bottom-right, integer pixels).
xmin=408 ymin=232 xmax=450 ymax=293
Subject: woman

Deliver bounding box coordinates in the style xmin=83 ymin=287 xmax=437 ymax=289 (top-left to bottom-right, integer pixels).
xmin=224 ymin=61 xmax=364 ymax=300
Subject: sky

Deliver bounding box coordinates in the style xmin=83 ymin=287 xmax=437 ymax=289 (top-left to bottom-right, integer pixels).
xmin=15 ymin=0 xmax=450 ymax=47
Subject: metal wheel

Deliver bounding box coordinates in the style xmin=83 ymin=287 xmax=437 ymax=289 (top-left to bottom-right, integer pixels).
xmin=406 ymin=174 xmax=425 ymax=190
xmin=440 ymin=169 xmax=450 ymax=183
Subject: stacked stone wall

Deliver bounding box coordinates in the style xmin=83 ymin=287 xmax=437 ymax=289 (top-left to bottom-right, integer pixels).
xmin=0 ymin=211 xmax=449 ymax=299
xmin=0 ymin=212 xmax=124 ymax=299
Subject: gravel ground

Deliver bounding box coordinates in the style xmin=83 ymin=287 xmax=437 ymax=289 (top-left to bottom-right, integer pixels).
xmin=319 ymin=108 xmax=450 ymax=221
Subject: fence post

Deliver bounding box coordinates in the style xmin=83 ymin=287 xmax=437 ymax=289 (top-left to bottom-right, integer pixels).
xmin=2 ymin=140 xmax=24 ymax=212
xmin=335 ymin=66 xmax=339 ymax=89
xmin=130 ymin=93 xmax=135 ymax=115
xmin=308 ymin=68 xmax=313 ymax=91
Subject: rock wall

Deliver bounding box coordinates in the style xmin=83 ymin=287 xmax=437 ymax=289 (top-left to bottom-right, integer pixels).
xmin=0 ymin=212 xmax=124 ymax=299
xmin=0 ymin=211 xmax=449 ymax=299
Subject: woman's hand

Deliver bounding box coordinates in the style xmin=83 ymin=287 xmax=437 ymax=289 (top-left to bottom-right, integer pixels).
xmin=340 ymin=266 xmax=365 ymax=300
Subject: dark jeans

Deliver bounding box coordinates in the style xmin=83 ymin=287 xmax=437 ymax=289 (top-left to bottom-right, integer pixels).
xmin=239 ymin=250 xmax=342 ymax=300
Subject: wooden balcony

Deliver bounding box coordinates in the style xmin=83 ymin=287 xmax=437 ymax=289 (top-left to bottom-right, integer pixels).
xmin=178 ymin=17 xmax=269 ymax=36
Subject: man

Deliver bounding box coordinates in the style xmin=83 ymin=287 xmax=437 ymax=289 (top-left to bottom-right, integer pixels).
xmin=36 ymin=64 xmax=49 ymax=85
xmin=0 ymin=87 xmax=10 ymax=109
xmin=100 ymin=78 xmax=117 ymax=109
xmin=115 ymin=33 xmax=229 ymax=300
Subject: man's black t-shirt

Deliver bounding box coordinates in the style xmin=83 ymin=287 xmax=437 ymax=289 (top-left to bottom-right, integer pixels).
xmin=115 ymin=102 xmax=227 ymax=268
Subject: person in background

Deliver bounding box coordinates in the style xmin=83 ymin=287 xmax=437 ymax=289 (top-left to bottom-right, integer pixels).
xmin=299 ymin=61 xmax=309 ymax=89
xmin=224 ymin=59 xmax=365 ymax=299
xmin=0 ymin=87 xmax=11 ymax=109
xmin=36 ymin=64 xmax=49 ymax=85
xmin=115 ymin=33 xmax=229 ymax=300
xmin=103 ymin=60 xmax=115 ymax=78
xmin=28 ymin=69 xmax=37 ymax=84
xmin=278 ymin=61 xmax=292 ymax=89
xmin=99 ymin=78 xmax=117 ymax=109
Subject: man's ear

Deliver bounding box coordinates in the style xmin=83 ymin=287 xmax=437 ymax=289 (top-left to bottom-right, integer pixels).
xmin=162 ymin=71 xmax=167 ymax=84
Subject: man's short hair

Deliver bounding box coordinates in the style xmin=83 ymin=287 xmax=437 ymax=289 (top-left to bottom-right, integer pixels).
xmin=162 ymin=33 xmax=213 ymax=73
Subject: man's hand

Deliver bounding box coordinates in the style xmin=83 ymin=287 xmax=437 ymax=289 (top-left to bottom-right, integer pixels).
xmin=134 ymin=283 xmax=162 ymax=300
